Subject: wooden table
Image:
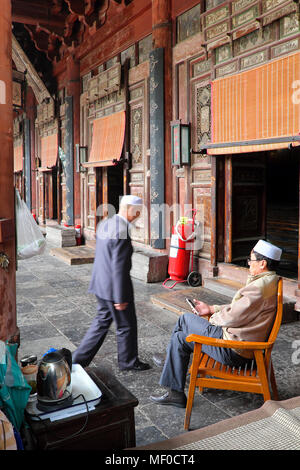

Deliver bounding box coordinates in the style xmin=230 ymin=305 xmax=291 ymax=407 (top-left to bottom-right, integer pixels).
xmin=24 ymin=366 xmax=138 ymax=450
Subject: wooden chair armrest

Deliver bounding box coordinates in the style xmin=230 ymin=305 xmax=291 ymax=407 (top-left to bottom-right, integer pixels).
xmin=186 ymin=334 xmax=273 ymax=350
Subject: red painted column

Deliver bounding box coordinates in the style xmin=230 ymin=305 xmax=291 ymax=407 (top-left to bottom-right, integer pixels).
xmin=66 ymin=54 xmax=81 ymax=226
xmin=26 ymin=87 xmax=37 ymax=214
xmin=0 ymin=0 xmax=18 ymax=343
xmin=152 ymin=0 xmax=173 ymax=236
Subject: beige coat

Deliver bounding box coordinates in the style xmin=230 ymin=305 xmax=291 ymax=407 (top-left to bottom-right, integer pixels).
xmin=209 ymin=271 xmax=279 ymax=358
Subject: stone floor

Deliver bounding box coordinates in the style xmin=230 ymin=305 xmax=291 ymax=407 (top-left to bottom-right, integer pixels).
xmin=16 ymin=242 xmax=300 ymax=448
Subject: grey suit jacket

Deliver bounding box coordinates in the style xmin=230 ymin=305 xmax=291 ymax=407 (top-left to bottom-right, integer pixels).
xmin=88 ymin=215 xmax=134 ymax=303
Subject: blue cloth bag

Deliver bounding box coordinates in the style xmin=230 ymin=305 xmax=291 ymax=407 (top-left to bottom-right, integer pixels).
xmin=0 ymin=341 xmax=31 ymax=431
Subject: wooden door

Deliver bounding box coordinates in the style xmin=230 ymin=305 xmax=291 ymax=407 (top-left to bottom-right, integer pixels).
xmin=44 ymin=172 xmax=51 ymax=219
xmin=43 ymin=170 xmax=57 ymax=220
xmin=38 ymin=172 xmax=45 ymax=224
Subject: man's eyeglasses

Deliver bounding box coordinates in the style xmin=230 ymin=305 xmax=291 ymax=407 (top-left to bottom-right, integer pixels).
xmin=247 ymin=257 xmax=260 ymax=265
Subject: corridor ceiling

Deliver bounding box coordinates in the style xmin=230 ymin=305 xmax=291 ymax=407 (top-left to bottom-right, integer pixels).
xmin=11 ymin=0 xmax=134 ymax=94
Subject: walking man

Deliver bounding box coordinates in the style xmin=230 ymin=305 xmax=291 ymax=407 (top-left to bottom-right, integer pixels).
xmin=72 ymin=195 xmax=150 ymax=371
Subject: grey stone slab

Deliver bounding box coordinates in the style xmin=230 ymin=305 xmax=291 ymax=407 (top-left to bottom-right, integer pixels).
xmin=16 ymin=297 xmax=36 ymax=314
xmin=16 ymin=284 xmax=58 ymax=298
xmin=28 ymin=270 xmax=75 ymax=282
xmin=16 ymin=272 xmax=39 ymax=283
xmin=272 ymin=336 xmax=296 ymax=367
xmin=185 ymin=395 xmax=233 ymax=432
xmin=135 ymin=426 xmax=168 ymax=448
xmin=189 ymin=383 xmax=244 ymax=404
xmin=139 ymin=396 xmax=229 ymax=437
xmin=18 ymin=336 xmax=76 ymax=362
xmin=19 ymin=321 xmax=62 ymax=342
xmin=25 ymin=293 xmax=73 ymax=309
xmin=39 ymin=300 xmax=86 ymax=317
xmin=89 ymin=355 xmax=116 ymax=371
xmin=47 ymin=308 xmax=94 ymax=329
xmin=214 ymin=393 xmax=265 ymax=418
xmin=134 ymin=408 xmax=153 ymax=430
xmin=117 ymin=369 xmax=164 ymax=406
xmin=17 ymin=309 xmax=44 ymax=327
xmin=137 ymin=336 xmax=170 ymax=367
xmin=48 ymin=279 xmax=87 ymax=289
xmin=278 ymin=321 xmax=300 ymax=341
xmin=136 ymin=302 xmax=178 ymax=334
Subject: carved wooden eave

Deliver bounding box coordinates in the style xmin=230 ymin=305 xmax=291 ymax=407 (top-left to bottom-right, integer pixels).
xmin=12 ymin=34 xmax=52 ymax=105
xmin=12 ymin=0 xmax=134 ymax=63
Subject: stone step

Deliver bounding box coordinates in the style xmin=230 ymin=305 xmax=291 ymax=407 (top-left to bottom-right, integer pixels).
xmin=204 ymin=277 xmax=298 ymax=324
xmin=50 ymin=246 xmax=95 ymax=265
xmin=131 ymin=246 xmax=168 ymax=283
xmin=151 ymin=286 xmax=231 ymax=316
xmin=204 ymin=277 xmax=244 ymax=298
xmin=46 ymin=225 xmax=76 ymax=248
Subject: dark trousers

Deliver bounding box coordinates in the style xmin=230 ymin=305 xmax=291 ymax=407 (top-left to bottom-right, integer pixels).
xmin=72 ymin=297 xmax=138 ymax=369
xmin=159 ymin=313 xmax=253 ymax=392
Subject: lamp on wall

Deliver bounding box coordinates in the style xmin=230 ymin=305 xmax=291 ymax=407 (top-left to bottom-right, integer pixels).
xmin=171 ymin=120 xmax=191 ymax=166
xmin=12 ymin=69 xmax=26 ymax=111
xmin=75 ymin=144 xmax=88 ymax=173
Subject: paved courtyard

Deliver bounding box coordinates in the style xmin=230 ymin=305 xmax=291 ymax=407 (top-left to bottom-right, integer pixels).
xmin=16 ymin=242 xmax=300 ymax=448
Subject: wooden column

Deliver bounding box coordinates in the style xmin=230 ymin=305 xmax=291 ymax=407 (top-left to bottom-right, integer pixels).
xmin=295 ymin=163 xmax=300 ymax=312
xmin=152 ymin=0 xmax=172 ymax=206
xmin=151 ymin=0 xmax=172 ymax=248
xmin=124 ymin=58 xmax=130 ymax=196
xmin=26 ymin=87 xmax=37 ymax=214
xmin=66 ymin=54 xmax=81 ymax=225
xmin=0 ymin=0 xmax=19 ymax=343
xmin=224 ymin=156 xmax=232 ymax=263
xmin=210 ymin=156 xmax=218 ymax=274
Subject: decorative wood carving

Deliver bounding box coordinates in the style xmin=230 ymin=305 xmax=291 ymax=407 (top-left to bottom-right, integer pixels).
xmin=65 ymin=0 xmax=86 ymax=16
xmin=12 ymin=34 xmax=52 ymax=104
xmin=87 ymin=64 xmax=122 ymax=103
xmin=195 ymin=84 xmax=212 ymax=156
xmin=12 ymin=0 xmax=134 ymax=62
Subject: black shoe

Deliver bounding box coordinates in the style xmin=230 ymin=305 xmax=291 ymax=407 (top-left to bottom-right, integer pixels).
xmin=120 ymin=360 xmax=151 ymax=371
xmin=150 ymin=390 xmax=187 ymax=408
xmin=152 ymin=353 xmax=166 ymax=367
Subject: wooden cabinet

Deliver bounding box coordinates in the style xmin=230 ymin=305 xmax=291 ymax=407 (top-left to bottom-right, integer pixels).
xmin=25 ymin=367 xmax=138 ymax=450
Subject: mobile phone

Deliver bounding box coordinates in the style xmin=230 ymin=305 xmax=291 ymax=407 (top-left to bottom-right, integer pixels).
xmin=186 ymin=298 xmax=197 ymax=313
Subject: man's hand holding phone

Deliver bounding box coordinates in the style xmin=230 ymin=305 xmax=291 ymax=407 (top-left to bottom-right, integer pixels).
xmin=186 ymin=298 xmax=213 ymax=318
xmin=185 ymin=298 xmax=198 ymax=315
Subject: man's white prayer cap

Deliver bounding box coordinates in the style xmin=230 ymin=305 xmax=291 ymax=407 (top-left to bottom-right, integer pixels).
xmin=253 ymin=239 xmax=282 ymax=261
xmin=120 ymin=195 xmax=143 ymax=206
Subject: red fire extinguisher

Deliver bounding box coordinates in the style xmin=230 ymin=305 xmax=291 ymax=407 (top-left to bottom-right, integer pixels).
xmin=75 ymin=224 xmax=82 ymax=246
xmin=163 ymin=210 xmax=201 ymax=289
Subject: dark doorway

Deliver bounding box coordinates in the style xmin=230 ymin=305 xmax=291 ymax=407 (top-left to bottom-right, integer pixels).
xmin=44 ymin=169 xmax=57 ymax=220
xmin=231 ymin=153 xmax=267 ymax=264
xmin=107 ymin=164 xmax=124 ymax=216
xmin=228 ymin=150 xmax=299 ymax=279
xmin=266 ymin=149 xmax=299 ymax=278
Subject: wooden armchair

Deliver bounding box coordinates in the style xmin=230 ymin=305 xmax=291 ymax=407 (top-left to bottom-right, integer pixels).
xmin=184 ymin=277 xmax=283 ymax=430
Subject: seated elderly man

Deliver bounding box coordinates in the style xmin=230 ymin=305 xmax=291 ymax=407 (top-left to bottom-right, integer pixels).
xmin=150 ymin=239 xmax=282 ymax=408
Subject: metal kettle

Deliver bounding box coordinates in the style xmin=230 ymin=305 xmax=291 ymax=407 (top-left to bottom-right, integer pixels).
xmin=36 ymin=349 xmax=72 ymax=411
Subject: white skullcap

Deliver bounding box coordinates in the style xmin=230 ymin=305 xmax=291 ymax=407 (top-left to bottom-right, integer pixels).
xmin=253 ymin=240 xmax=282 ymax=261
xmin=120 ymin=195 xmax=143 ymax=206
